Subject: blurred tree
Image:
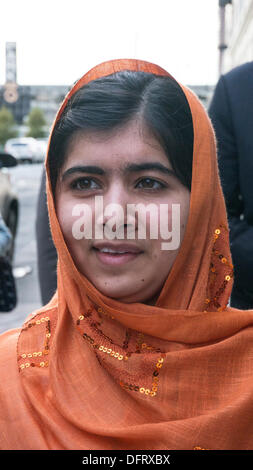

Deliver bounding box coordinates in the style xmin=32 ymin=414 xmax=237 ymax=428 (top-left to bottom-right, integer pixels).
xmin=26 ymin=108 xmax=46 ymax=138
xmin=0 ymin=106 xmax=18 ymax=146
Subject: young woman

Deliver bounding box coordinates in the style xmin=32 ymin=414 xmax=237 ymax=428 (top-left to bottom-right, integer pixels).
xmin=0 ymin=59 xmax=253 ymax=450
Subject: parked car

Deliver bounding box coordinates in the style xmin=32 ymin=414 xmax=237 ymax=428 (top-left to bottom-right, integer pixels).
xmin=0 ymin=152 xmax=19 ymax=261
xmin=4 ymin=137 xmax=41 ymax=164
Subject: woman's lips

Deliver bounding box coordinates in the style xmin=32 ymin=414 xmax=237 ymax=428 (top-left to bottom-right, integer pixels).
xmin=92 ymin=243 xmax=143 ymax=266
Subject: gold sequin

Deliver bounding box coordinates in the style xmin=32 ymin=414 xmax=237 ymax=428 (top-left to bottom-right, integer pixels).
xmin=118 ymin=354 xmax=164 ymax=399
xmin=193 ymin=446 xmax=210 ymax=450
xmin=119 ymin=380 xmax=140 ymax=393
xmin=97 ymin=306 xmax=114 ymax=319
xmin=32 ymin=316 xmax=50 ymax=326
xmin=77 ymin=309 xmax=164 ymax=397
xmin=93 ymin=341 xmax=127 ymax=361
xmin=19 ymin=317 xmax=52 ymax=373
xmin=205 ymin=224 xmax=234 ymax=311
xmin=156 ymin=362 xmax=163 ymax=368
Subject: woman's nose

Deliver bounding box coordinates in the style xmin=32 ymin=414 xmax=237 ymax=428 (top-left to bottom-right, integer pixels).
xmin=100 ymin=182 xmax=135 ymax=238
xmin=104 ymin=181 xmax=128 ymax=207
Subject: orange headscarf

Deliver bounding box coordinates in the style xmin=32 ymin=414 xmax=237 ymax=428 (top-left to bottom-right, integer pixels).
xmin=1 ymin=59 xmax=253 ymax=450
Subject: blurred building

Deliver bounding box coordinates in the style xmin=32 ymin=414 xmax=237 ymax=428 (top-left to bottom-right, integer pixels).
xmin=221 ymin=0 xmax=253 ymax=73
xmin=29 ymin=85 xmax=69 ymax=126
xmin=0 ymin=84 xmax=69 ymax=130
xmin=0 ymin=42 xmax=213 ymax=131
xmin=188 ymin=85 xmax=214 ymax=108
xmin=0 ymin=42 xmax=69 ymax=132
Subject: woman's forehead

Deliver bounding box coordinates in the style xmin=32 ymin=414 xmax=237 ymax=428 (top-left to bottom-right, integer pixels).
xmin=62 ymin=122 xmax=173 ymax=172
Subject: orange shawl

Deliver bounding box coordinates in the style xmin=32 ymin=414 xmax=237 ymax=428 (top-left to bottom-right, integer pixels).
xmin=1 ymin=59 xmax=253 ymax=450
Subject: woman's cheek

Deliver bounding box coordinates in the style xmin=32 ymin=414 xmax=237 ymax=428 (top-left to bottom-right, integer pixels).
xmin=57 ymin=197 xmax=75 ymax=241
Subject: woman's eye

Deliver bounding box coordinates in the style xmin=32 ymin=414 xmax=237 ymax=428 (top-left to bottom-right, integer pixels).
xmin=136 ymin=178 xmax=166 ymax=190
xmin=70 ymin=178 xmax=101 ymax=191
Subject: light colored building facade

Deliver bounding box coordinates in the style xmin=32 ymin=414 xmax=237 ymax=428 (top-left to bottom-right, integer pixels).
xmin=1 ymin=42 xmax=213 ymax=134
xmin=223 ymin=0 xmax=253 ymax=73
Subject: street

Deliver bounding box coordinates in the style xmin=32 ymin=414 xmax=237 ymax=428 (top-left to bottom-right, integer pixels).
xmin=0 ymin=163 xmax=44 ymax=333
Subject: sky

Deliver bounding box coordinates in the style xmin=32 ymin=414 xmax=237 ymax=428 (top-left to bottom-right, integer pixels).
xmin=0 ymin=0 xmax=220 ymax=87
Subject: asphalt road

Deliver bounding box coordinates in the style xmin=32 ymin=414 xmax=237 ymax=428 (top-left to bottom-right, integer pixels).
xmin=0 ymin=162 xmax=44 ymax=333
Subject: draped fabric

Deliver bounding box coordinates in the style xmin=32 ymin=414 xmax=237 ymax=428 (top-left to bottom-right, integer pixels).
xmin=0 ymin=59 xmax=253 ymax=450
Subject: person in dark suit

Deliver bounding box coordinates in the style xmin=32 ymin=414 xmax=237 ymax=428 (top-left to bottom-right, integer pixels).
xmin=209 ymin=61 xmax=253 ymax=309
xmin=36 ymin=168 xmax=57 ymax=305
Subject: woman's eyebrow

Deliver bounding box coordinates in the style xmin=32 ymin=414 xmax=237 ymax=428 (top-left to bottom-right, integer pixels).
xmin=61 ymin=165 xmax=105 ymax=181
xmin=125 ymin=162 xmax=175 ymax=176
xmin=61 ymin=162 xmax=175 ymax=181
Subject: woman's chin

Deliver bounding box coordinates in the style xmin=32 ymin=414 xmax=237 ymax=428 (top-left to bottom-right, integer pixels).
xmin=92 ymin=284 xmax=141 ymax=303
xmin=89 ymin=278 xmax=159 ymax=304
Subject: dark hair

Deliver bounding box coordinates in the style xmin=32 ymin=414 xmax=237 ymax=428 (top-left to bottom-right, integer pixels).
xmin=49 ymin=71 xmax=193 ymax=194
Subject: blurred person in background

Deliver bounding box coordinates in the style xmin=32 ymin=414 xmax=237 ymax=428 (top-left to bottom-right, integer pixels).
xmin=209 ymin=61 xmax=253 ymax=309
xmin=0 ymin=211 xmax=16 ymax=312
xmin=36 ymin=168 xmax=57 ymax=305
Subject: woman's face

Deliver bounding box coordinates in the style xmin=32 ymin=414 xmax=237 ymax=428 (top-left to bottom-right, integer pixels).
xmin=55 ymin=120 xmax=190 ymax=304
